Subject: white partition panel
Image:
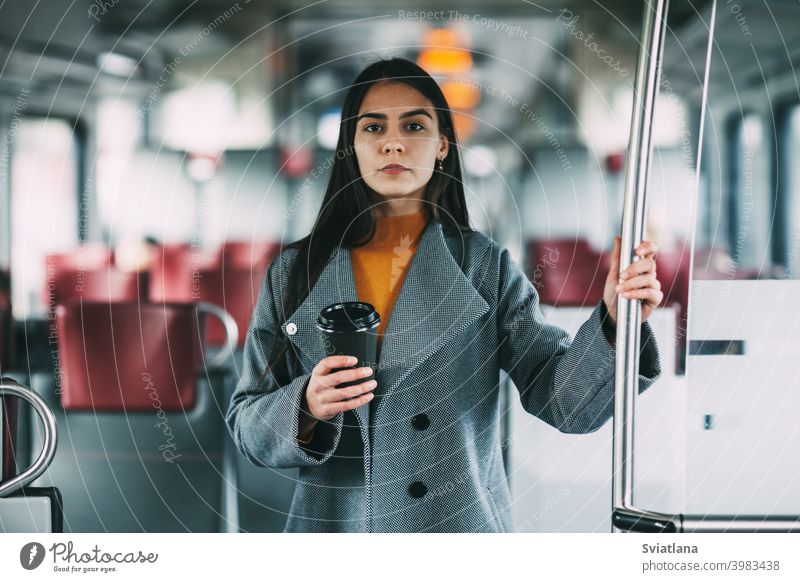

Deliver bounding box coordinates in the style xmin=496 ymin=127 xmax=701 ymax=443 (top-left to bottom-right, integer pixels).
xmin=508 ymin=306 xmax=684 ymax=532
xmin=686 ymin=280 xmax=800 ymax=515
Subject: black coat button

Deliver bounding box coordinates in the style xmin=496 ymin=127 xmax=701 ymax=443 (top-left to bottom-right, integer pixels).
xmin=411 ymin=413 xmax=430 ymax=431
xmin=408 ymin=481 xmax=427 ymax=498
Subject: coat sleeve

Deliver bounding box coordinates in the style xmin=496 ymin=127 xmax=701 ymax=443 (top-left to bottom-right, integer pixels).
xmin=496 ymin=246 xmax=662 ymax=434
xmin=225 ymin=261 xmax=345 ymax=468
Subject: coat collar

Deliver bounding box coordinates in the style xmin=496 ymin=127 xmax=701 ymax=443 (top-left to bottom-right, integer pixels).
xmin=281 ymin=219 xmax=490 ymax=433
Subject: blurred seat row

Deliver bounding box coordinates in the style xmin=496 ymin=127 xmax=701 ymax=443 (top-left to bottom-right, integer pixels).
xmin=526 ymin=237 xmax=773 ymax=310
xmin=43 ymin=241 xmax=279 ymax=347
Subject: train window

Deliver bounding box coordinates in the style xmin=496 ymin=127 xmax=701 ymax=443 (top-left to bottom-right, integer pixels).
xmin=10 ymin=117 xmax=79 ymax=317
xmin=146 ymin=34 xmax=273 ymax=152
xmin=786 ymin=105 xmax=800 ymax=277
xmin=97 ymin=97 xmax=141 ymax=153
xmin=726 ymin=112 xmax=771 ymax=277
xmin=778 ymin=104 xmax=800 ymax=279
xmin=95 ymin=95 xmax=201 ymax=245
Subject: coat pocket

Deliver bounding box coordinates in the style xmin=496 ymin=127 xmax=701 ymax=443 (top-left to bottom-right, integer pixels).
xmin=486 ymin=486 xmax=507 ymax=533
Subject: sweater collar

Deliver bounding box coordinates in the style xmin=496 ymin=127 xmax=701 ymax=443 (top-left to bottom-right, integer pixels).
xmin=364 ymin=211 xmax=429 ymax=248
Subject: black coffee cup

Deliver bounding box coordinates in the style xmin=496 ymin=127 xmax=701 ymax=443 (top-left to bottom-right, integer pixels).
xmin=316 ymin=302 xmax=380 ymax=388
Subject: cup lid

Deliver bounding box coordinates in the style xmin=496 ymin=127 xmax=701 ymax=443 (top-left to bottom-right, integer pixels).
xmin=316 ymin=301 xmax=380 ymax=332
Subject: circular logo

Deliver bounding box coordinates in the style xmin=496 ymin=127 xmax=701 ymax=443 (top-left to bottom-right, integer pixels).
xmin=20 ymin=542 xmax=46 ymax=570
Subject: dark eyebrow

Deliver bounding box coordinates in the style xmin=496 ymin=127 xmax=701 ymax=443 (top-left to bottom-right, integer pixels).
xmin=356 ymin=108 xmax=433 ymax=123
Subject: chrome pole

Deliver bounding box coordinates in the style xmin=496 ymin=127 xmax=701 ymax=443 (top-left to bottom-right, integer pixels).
xmin=612 ymin=0 xmax=670 ymax=531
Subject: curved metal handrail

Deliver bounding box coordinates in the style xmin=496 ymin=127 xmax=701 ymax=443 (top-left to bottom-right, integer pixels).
xmin=0 ymin=379 xmax=58 ymax=497
xmin=196 ymin=302 xmax=239 ymax=368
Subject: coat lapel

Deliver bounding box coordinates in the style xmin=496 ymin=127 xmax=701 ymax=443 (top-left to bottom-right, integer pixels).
xmin=281 ymin=219 xmax=490 ymax=438
xmin=372 ymin=220 xmax=490 ymax=426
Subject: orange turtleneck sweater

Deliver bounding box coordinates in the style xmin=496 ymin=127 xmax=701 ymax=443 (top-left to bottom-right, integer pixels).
xmin=350 ymin=210 xmax=429 ymax=358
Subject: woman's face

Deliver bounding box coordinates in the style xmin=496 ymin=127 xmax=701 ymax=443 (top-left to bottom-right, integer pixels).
xmin=353 ymin=81 xmax=449 ymax=207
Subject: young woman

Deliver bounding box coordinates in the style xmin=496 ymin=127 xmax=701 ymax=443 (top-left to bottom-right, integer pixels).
xmin=226 ymin=57 xmax=663 ymax=533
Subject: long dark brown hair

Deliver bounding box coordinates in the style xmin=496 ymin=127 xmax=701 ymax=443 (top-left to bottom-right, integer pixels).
xmin=263 ymin=56 xmax=474 ymax=383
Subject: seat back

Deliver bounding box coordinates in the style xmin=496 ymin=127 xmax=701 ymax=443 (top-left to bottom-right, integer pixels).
xmin=55 ymin=302 xmax=202 ymax=411
xmin=149 ymin=243 xmax=219 ymax=302
xmin=196 ymin=266 xmax=265 ymax=347
xmin=148 ymin=242 xmax=277 ymax=347
xmin=29 ymin=302 xmax=228 ymax=532
xmin=46 ymin=245 xmax=113 ymax=272
xmin=527 ymin=239 xmax=609 ymax=307
xmin=46 ymin=267 xmax=148 ymax=306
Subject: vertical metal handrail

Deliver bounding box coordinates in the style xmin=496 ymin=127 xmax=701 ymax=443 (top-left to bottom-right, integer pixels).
xmin=194 ymin=302 xmax=239 ymax=532
xmin=611 ymin=0 xmax=800 ymax=533
xmin=612 ymin=0 xmax=671 ymax=530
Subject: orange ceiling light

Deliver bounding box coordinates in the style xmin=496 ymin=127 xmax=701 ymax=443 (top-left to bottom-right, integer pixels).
xmin=441 ymin=80 xmax=481 ymax=109
xmin=417 ymin=27 xmax=472 ymax=74
xmin=416 ymin=27 xmax=477 ymax=142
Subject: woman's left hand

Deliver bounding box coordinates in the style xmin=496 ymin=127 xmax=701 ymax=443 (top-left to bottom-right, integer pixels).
xmin=603 ymin=236 xmax=663 ymax=324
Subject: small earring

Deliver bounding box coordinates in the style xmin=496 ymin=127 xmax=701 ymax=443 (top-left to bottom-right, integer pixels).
xmin=437 ymin=158 xmax=444 ymax=172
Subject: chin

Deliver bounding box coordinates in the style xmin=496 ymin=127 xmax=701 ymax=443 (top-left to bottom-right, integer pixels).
xmin=375 ymin=189 xmax=419 ymax=199
xmin=366 ymin=183 xmax=418 ymax=198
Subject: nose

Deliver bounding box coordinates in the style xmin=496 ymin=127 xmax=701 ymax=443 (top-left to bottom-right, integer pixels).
xmin=382 ymin=135 xmax=404 ymax=154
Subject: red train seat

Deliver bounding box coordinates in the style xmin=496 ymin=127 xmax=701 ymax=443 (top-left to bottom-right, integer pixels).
xmin=55 ymin=302 xmax=202 ymax=411
xmin=526 ymin=238 xmax=609 ymax=307
xmin=149 ymin=243 xmax=219 ymax=302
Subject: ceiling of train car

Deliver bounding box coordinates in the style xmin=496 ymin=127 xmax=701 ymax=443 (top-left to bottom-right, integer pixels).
xmin=0 ymin=3 xmax=637 ymax=77
xmin=663 ymin=0 xmax=800 ymax=99
xmin=2 ymin=0 xmax=753 ymax=147
xmin=0 ymin=0 xmax=672 ymax=91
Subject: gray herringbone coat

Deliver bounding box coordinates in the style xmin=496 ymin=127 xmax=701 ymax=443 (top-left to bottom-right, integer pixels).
xmin=226 ymin=219 xmax=661 ymax=532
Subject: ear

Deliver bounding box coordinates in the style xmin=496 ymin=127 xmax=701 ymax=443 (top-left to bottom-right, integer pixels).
xmin=438 ymin=133 xmax=450 ymax=159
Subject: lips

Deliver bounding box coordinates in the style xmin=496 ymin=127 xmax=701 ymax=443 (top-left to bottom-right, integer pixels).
xmin=380 ymin=164 xmax=408 ymax=174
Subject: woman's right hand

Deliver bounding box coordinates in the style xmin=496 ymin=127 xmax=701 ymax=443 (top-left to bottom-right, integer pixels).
xmin=303 ymin=355 xmax=377 ymax=424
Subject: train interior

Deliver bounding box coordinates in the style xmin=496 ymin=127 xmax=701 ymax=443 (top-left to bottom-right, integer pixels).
xmin=1 ymin=0 xmax=799 ymax=532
